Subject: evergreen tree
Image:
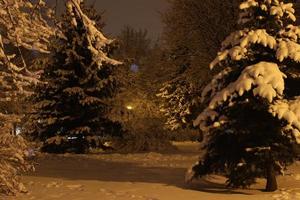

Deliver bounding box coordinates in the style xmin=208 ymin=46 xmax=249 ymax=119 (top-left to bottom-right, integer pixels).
xmin=26 ymin=0 xmax=123 ymax=153
xmin=187 ymin=0 xmax=300 ymax=191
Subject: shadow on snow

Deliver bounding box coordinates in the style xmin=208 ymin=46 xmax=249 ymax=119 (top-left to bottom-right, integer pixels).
xmin=27 ymin=154 xmax=253 ymax=195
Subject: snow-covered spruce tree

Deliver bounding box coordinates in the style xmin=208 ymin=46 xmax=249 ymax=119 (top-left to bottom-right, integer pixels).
xmin=188 ymin=0 xmax=300 ymax=192
xmin=26 ymin=0 xmax=123 ymax=153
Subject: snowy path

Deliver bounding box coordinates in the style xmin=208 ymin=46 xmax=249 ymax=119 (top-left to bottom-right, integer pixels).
xmin=4 ymin=142 xmax=300 ymax=200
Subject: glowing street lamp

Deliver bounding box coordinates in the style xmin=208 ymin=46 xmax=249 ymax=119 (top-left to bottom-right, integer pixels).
xmin=126 ymin=105 xmax=133 ymax=110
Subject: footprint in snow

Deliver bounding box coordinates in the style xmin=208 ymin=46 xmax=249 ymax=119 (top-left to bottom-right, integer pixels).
xmin=46 ymin=181 xmax=62 ymax=188
xmin=66 ymin=184 xmax=84 ymax=191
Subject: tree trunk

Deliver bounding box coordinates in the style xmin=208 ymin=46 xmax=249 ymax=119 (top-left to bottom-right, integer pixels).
xmin=265 ymin=162 xmax=278 ymax=192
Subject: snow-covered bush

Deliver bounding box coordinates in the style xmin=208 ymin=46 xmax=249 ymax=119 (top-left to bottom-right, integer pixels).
xmin=0 ymin=123 xmax=32 ymax=195
xmin=189 ymin=0 xmax=300 ymax=191
xmin=158 ymin=79 xmax=202 ymax=131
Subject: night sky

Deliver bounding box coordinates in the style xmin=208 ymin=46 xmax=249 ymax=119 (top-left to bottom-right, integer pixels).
xmin=50 ymin=0 xmax=168 ymax=39
xmin=91 ymin=0 xmax=168 ymax=39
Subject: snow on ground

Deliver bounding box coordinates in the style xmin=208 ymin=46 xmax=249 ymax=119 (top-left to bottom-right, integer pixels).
xmin=3 ymin=142 xmax=300 ymax=200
